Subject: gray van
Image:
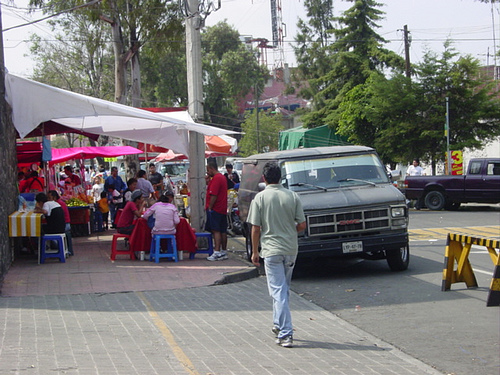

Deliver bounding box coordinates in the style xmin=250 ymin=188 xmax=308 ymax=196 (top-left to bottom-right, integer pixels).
xmin=238 ymin=146 xmax=409 ymax=271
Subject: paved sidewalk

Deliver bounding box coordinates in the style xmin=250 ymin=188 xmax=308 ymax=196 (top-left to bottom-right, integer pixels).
xmin=1 ymin=233 xmax=256 ymax=297
xmin=0 ymin=233 xmax=442 ymax=374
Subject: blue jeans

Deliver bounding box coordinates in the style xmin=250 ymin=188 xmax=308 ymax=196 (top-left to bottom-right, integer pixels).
xmin=264 ymin=254 xmax=297 ymax=339
xmin=65 ymin=223 xmax=74 ymax=255
xmin=109 ymin=203 xmax=117 ymax=226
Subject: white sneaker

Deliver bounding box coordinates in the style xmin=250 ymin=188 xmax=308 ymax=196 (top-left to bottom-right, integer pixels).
xmin=206 ymin=252 xmax=228 ymax=261
xmin=276 ymin=336 xmax=293 ymax=348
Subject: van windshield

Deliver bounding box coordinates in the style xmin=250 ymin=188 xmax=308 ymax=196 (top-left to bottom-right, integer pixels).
xmin=282 ymin=153 xmax=389 ymax=191
xmin=161 ymin=163 xmax=189 ymax=183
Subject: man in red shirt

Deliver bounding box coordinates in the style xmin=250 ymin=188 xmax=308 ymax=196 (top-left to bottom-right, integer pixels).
xmin=205 ymin=160 xmax=228 ymax=261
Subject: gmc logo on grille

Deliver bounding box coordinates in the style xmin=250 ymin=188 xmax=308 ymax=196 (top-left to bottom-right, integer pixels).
xmin=339 ymin=219 xmax=360 ymax=225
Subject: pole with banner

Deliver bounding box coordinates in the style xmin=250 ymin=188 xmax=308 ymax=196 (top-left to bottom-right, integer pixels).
xmin=445 ymin=97 xmax=451 ymax=175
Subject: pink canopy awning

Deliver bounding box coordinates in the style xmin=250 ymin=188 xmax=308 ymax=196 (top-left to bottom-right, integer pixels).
xmin=49 ymin=146 xmax=143 ymax=166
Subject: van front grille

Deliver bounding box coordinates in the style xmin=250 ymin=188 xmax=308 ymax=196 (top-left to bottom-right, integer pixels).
xmin=307 ymin=208 xmax=390 ymax=236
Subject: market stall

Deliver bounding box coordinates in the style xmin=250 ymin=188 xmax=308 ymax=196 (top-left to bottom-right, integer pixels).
xmin=50 ymin=146 xmax=144 ymax=236
xmin=16 ymin=145 xmax=144 ymax=237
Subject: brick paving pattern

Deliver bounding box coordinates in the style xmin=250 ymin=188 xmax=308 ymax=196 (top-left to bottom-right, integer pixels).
xmin=0 ymin=233 xmax=442 ymax=374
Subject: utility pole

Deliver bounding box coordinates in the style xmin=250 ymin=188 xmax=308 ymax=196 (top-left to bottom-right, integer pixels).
xmin=254 ymin=83 xmax=260 ymax=153
xmin=445 ymin=97 xmax=451 ymax=175
xmin=403 ymin=25 xmax=411 ymax=78
xmin=185 ymin=0 xmax=206 ymax=232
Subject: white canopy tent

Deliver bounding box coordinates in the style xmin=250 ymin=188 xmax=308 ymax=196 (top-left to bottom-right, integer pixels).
xmin=5 ymin=73 xmax=237 ymax=156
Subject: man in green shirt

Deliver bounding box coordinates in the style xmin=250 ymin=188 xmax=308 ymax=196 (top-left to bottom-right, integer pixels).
xmin=247 ymin=162 xmax=306 ymax=348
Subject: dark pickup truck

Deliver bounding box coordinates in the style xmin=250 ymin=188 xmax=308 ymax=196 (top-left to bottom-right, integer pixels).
xmin=404 ymin=158 xmax=500 ymax=210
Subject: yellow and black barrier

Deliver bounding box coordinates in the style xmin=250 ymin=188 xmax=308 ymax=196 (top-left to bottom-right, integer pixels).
xmin=442 ymin=233 xmax=500 ymax=307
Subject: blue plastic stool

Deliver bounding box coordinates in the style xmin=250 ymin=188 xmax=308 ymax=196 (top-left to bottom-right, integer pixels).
xmin=149 ymin=234 xmax=178 ymax=263
xmin=93 ymin=210 xmax=103 ymax=232
xmin=40 ymin=234 xmax=67 ymax=264
xmin=190 ymin=232 xmax=214 ymax=259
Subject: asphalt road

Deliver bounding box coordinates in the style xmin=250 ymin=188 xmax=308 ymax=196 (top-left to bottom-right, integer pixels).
xmin=291 ymin=205 xmax=500 ymax=375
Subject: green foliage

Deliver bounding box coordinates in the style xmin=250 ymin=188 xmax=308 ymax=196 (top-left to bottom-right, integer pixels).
xmin=201 ymin=22 xmax=269 ymax=127
xmin=293 ymin=0 xmax=335 ymax=100
xmin=239 ymin=111 xmax=284 ymax=156
xmin=50 ymin=135 xmax=70 ymax=149
xmin=412 ymin=43 xmax=500 ymax=163
xmin=337 ymin=41 xmax=500 ymax=166
xmin=140 ymin=38 xmax=187 ymax=107
xmin=295 ymin=0 xmax=404 ymax=128
xmin=29 ymin=14 xmax=115 ymax=99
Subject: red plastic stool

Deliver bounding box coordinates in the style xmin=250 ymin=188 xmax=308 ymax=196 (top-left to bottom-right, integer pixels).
xmin=110 ymin=233 xmax=134 ymax=261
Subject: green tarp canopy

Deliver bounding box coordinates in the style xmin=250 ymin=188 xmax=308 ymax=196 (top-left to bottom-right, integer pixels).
xmin=278 ymin=125 xmax=349 ymax=150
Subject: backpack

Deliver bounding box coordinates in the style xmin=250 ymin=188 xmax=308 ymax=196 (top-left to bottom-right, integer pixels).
xmin=28 ymin=177 xmax=44 ymax=192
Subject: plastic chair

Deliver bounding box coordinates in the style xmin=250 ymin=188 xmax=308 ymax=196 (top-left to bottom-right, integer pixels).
xmin=190 ymin=232 xmax=214 ymax=259
xmin=149 ymin=234 xmax=178 ymax=263
xmin=40 ymin=233 xmax=67 ymax=264
xmin=110 ymin=233 xmax=134 ymax=260
xmin=92 ymin=209 xmax=104 ymax=232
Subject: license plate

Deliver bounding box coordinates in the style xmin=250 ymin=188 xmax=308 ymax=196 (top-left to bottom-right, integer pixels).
xmin=342 ymin=241 xmax=363 ymax=253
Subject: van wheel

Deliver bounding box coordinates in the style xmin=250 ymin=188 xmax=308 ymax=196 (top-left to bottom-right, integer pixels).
xmin=424 ymin=191 xmax=445 ymax=210
xmin=386 ymin=245 xmax=410 ymax=271
xmin=245 ymin=235 xmax=253 ymax=261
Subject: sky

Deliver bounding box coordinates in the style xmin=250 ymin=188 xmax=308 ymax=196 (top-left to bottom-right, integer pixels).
xmin=1 ymin=0 xmax=498 ymax=77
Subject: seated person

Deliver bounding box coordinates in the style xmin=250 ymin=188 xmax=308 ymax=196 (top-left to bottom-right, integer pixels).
xmin=116 ymin=190 xmax=145 ymax=235
xmin=123 ymin=178 xmax=138 ymax=203
xmin=142 ymin=192 xmax=180 ymax=235
xmin=33 ymin=192 xmax=66 ymax=234
xmin=48 ymin=190 xmax=74 ymax=256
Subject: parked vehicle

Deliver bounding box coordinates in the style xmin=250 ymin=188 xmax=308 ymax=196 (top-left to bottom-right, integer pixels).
xmin=238 ymin=146 xmax=410 ymax=271
xmin=403 ymin=158 xmax=500 ymax=210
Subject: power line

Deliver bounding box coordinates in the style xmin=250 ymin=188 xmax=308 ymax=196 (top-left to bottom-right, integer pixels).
xmin=2 ymin=0 xmax=101 ymax=32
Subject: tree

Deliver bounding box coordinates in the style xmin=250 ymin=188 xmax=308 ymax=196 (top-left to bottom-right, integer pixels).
xmin=201 ymin=22 xmax=268 ymax=128
xmin=337 ymin=41 xmax=500 ymax=170
xmin=29 ymin=17 xmax=115 ymax=100
xmin=337 ymin=72 xmax=420 ymax=165
xmin=294 ymin=0 xmax=404 ymax=128
xmin=29 ymin=0 xmax=183 ymax=176
xmin=293 ymin=0 xmax=335 ymax=101
xmin=413 ymin=42 xmax=500 ymax=171
xmin=140 ymin=40 xmax=187 ymax=107
xmin=29 ymin=11 xmax=116 ymax=150
xmin=239 ymin=111 xmax=284 ymax=156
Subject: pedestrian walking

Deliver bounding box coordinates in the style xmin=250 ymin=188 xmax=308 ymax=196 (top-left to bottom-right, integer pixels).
xmin=247 ymin=162 xmax=306 ymax=348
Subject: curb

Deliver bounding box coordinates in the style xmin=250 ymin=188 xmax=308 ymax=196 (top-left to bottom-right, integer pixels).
xmin=214 ymin=266 xmax=260 ymax=285
xmin=211 ymin=236 xmax=261 ymax=285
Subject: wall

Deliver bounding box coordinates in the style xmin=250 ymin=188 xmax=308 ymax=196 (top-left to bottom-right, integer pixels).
xmin=0 ymin=96 xmax=18 ymax=287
